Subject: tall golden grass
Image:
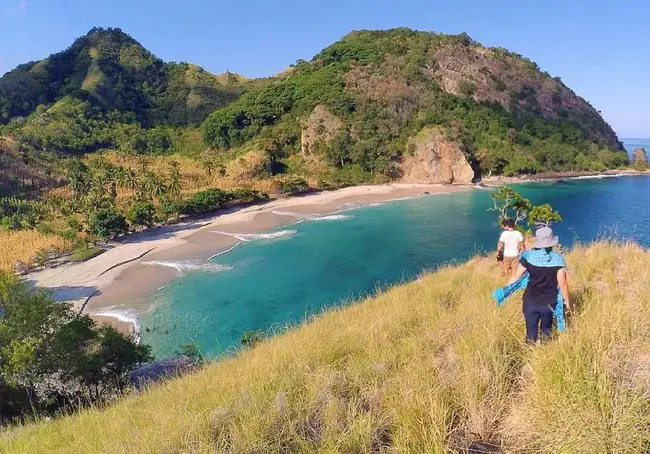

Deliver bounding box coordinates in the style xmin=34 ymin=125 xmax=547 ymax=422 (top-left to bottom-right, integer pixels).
xmin=2 ymin=242 xmax=649 ymax=453
xmin=0 ymin=230 xmax=68 ymax=271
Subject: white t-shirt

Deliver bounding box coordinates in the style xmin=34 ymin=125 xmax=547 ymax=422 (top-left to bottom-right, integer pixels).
xmin=499 ymin=230 xmax=524 ymax=257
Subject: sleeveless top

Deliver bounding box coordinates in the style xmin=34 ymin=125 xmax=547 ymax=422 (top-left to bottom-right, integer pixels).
xmin=520 ymin=249 xmax=565 ymax=308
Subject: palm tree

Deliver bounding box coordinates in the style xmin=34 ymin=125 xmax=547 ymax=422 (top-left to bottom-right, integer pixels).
xmin=144 ymin=172 xmax=168 ymax=200
xmin=109 ymin=181 xmax=118 ymax=201
xmin=123 ymin=169 xmax=139 ymax=191
xmin=68 ymin=174 xmax=89 ymax=198
xmin=90 ymin=172 xmax=109 ymax=198
xmin=202 ymin=160 xmax=216 ymax=176
xmin=66 ymin=161 xmax=90 ymax=197
xmin=115 ymin=144 xmax=134 ymax=163
xmin=32 ymin=247 xmax=49 ymax=269
xmin=113 ymin=166 xmax=125 ymax=185
xmin=168 ymin=162 xmax=182 ymax=199
xmin=137 ymin=155 xmax=149 ymax=174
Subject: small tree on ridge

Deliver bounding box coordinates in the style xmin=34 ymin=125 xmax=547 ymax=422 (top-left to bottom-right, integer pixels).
xmin=489 ymin=186 xmax=562 ymax=232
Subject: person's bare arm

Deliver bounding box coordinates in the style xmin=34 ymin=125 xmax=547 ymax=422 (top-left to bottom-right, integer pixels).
xmin=496 ymin=241 xmax=504 ymax=254
xmin=557 ymin=268 xmax=570 ymax=311
xmin=507 ymin=263 xmax=527 ymax=285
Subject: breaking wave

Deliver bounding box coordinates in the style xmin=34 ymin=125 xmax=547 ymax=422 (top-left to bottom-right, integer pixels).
xmin=211 ymin=230 xmax=297 ymax=242
xmin=207 ymin=242 xmax=242 ymax=260
xmin=569 ymin=174 xmax=623 ymax=180
xmin=271 ymin=210 xmax=352 ymax=221
xmin=142 ymin=260 xmax=234 ymax=273
xmin=90 ymin=307 xmax=142 ymax=343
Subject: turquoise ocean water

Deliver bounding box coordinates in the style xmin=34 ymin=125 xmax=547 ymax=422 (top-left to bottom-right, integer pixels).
xmin=141 ymin=139 xmax=650 ymax=358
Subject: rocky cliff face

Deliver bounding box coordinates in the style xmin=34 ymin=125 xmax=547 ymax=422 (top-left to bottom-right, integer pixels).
xmin=400 ymin=127 xmax=476 ymax=184
xmin=429 ymin=44 xmax=623 ymax=150
xmin=632 ymin=147 xmax=648 ymax=164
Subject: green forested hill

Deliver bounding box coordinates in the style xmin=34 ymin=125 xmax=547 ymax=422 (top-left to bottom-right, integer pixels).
xmin=203 ymin=29 xmax=626 ymax=178
xmin=0 ymin=27 xmax=243 ymax=128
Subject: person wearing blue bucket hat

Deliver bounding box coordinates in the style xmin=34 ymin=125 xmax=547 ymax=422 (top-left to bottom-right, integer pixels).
xmin=504 ymin=226 xmax=571 ymax=342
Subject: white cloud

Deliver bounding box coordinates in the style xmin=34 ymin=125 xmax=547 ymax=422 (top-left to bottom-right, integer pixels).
xmin=7 ymin=0 xmax=28 ymax=17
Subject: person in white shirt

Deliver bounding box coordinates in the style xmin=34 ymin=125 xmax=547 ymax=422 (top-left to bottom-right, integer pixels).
xmin=496 ymin=219 xmax=525 ymax=276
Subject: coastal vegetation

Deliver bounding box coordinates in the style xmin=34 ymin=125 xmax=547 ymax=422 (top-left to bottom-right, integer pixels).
xmin=2 ymin=241 xmax=649 ymax=452
xmin=0 ymin=27 xmax=631 ymax=271
xmin=0 ymin=271 xmax=150 ymax=425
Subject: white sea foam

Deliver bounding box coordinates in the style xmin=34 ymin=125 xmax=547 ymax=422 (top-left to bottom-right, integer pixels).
xmin=271 ymin=210 xmax=352 ymax=221
xmin=315 ymin=214 xmax=353 ymax=220
xmin=207 ymin=242 xmax=242 ymax=260
xmin=142 ymin=260 xmax=233 ymax=273
xmin=387 ymin=196 xmax=419 ymax=202
xmin=568 ymin=174 xmax=623 ymax=180
xmin=211 ymin=230 xmax=297 ymax=241
xmin=90 ymin=307 xmax=142 ymax=343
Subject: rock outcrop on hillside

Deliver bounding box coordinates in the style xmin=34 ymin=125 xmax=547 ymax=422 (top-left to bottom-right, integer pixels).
xmin=400 ymin=127 xmax=476 ymax=184
xmin=632 ymin=147 xmax=648 ymax=164
xmin=300 ymin=105 xmax=343 ymax=156
xmin=128 ymin=356 xmax=196 ymax=390
xmin=429 ymin=44 xmax=622 ymax=150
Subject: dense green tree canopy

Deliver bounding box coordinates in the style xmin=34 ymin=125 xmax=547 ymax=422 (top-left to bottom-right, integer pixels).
xmin=0 ymin=271 xmax=151 ymax=424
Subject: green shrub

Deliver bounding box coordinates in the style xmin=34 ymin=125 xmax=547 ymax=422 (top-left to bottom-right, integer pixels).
xmin=228 ymin=189 xmax=268 ymax=204
xmin=276 ymin=178 xmax=311 ymax=196
xmin=35 ymin=222 xmax=54 ymax=236
xmin=126 ymin=201 xmax=156 ymax=230
xmin=67 ymin=218 xmax=82 ymax=232
xmin=88 ymin=208 xmax=129 ymax=240
xmin=70 ymin=246 xmax=105 ymax=262
xmin=1 ymin=215 xmax=22 ymax=231
xmin=159 ymin=197 xmax=182 ymax=221
xmin=459 ymin=80 xmax=477 ymax=97
xmin=0 ymin=269 xmax=151 ymax=424
xmin=60 ymin=229 xmax=78 ymax=242
xmin=240 ymin=330 xmax=264 ymax=348
xmin=181 ymin=189 xmax=233 ymax=215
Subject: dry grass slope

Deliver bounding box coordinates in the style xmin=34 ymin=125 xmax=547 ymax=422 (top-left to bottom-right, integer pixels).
xmin=0 ymin=231 xmax=68 ymax=271
xmin=2 ymin=242 xmax=649 ymax=453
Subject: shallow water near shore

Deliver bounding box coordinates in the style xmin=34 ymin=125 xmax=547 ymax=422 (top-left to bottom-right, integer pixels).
xmin=140 ymin=168 xmax=650 ymax=358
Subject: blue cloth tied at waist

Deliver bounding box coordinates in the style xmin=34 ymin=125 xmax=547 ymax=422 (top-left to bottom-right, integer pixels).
xmin=492 ymin=251 xmax=566 ymax=333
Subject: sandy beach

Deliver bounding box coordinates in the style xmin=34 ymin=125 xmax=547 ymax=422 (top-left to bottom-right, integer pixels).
xmin=25 ymin=183 xmax=469 ymax=334
xmin=481 ymin=168 xmax=650 ymax=186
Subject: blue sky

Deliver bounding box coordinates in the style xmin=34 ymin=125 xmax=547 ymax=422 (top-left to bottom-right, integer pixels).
xmin=1 ymin=0 xmax=648 ymax=137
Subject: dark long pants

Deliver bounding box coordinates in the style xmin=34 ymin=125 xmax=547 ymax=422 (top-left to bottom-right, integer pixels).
xmin=524 ymin=304 xmax=554 ymax=342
